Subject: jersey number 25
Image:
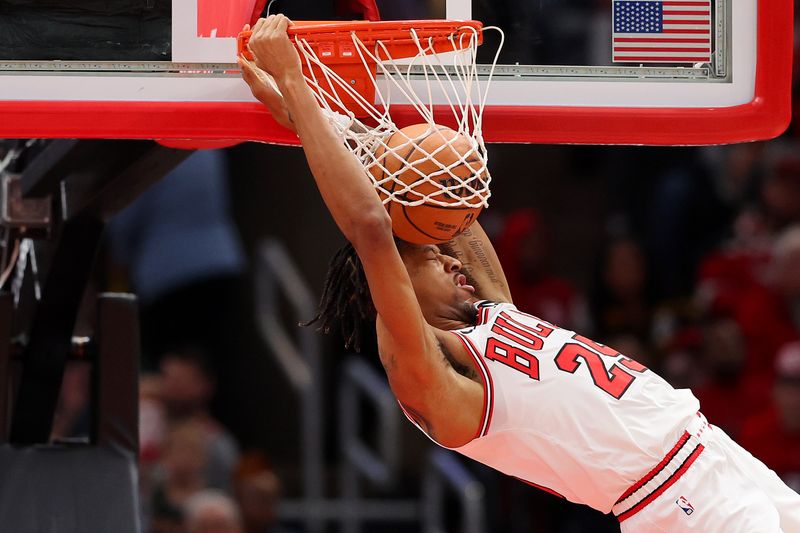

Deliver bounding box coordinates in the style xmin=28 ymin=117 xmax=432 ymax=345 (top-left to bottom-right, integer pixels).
xmin=555 ymin=334 xmax=648 ymax=400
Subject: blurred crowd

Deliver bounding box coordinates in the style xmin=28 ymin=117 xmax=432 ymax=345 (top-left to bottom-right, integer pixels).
xmin=465 ymin=138 xmax=800 ymax=530
xmin=49 ymin=149 xmax=293 ymax=533
xmin=110 ymin=150 xmax=295 ymax=533
xmin=489 ymin=145 xmax=800 ymax=492
xmin=137 ymin=349 xmax=290 ymax=533
xmin=110 ymin=139 xmax=800 ymax=532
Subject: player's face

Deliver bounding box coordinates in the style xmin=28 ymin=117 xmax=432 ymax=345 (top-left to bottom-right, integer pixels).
xmin=400 ymin=243 xmax=477 ymax=328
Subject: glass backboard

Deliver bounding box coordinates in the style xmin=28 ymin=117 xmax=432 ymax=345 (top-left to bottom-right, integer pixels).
xmin=0 ymin=0 xmax=792 ymax=146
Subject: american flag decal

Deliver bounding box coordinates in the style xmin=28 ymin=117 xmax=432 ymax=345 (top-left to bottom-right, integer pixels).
xmin=612 ymin=0 xmax=712 ymax=64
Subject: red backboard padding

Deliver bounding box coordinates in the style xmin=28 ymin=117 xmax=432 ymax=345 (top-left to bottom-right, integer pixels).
xmin=0 ymin=0 xmax=792 ymax=146
xmin=197 ymin=0 xmax=259 ymax=38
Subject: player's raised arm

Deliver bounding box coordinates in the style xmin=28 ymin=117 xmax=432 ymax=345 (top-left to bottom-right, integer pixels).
xmin=244 ymin=16 xmax=383 ymax=243
xmin=242 ymin=16 xmax=434 ymax=352
xmin=243 ymin=16 xmax=485 ymax=447
xmin=442 ymin=221 xmax=513 ymax=304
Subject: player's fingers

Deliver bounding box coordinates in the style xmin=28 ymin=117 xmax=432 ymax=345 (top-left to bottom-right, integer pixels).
xmin=238 ymin=56 xmax=258 ymax=82
xmin=242 ymin=23 xmax=251 ymax=32
xmin=274 ymin=14 xmax=290 ymax=34
xmin=254 ymin=15 xmax=276 ymax=40
xmin=240 ymin=56 xmax=270 ymax=83
xmin=268 ymin=13 xmax=290 ymax=36
xmin=263 ymin=13 xmax=280 ymax=33
xmin=239 ymin=57 xmax=271 ymax=92
xmin=251 ymin=17 xmax=267 ymax=34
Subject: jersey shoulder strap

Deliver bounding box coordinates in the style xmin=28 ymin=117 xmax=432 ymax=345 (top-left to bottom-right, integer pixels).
xmin=472 ymin=299 xmax=511 ymax=326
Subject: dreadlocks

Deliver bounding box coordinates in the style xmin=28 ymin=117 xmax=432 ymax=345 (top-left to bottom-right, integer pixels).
xmin=302 ymin=241 xmax=375 ymax=352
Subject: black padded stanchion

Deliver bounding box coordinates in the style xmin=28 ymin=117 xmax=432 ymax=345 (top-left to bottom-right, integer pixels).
xmin=0 ymin=293 xmax=141 ymax=533
xmin=0 ymin=445 xmax=141 ymax=533
xmin=9 ymin=215 xmax=105 ymax=445
xmin=95 ymin=293 xmax=139 ymax=450
xmin=0 ymin=139 xmax=190 ymax=532
xmin=0 ymin=292 xmax=10 ymax=442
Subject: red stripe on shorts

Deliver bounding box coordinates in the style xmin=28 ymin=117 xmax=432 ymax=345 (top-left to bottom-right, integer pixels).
xmin=617 ymin=444 xmax=704 ymax=523
xmin=616 ymin=431 xmax=690 ymax=503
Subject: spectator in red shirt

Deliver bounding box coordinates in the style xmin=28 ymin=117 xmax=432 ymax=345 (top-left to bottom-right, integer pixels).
xmin=735 ymin=225 xmax=800 ymax=384
xmin=739 ymin=341 xmax=800 ymax=493
xmin=495 ymin=209 xmax=587 ymax=330
xmin=692 ymin=319 xmax=770 ymax=439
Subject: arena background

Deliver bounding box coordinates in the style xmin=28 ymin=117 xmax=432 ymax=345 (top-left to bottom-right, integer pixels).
xmin=116 ymin=5 xmax=800 ymax=532
xmin=1 ymin=1 xmax=798 ymax=532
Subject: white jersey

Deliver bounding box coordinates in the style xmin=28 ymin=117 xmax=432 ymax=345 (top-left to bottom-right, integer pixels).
xmin=405 ymin=301 xmax=700 ymax=513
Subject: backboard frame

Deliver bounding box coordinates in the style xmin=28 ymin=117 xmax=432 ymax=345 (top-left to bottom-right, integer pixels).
xmin=0 ymin=0 xmax=792 ymax=146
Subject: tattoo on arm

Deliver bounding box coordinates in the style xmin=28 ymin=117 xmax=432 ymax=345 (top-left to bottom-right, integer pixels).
xmin=442 ymin=227 xmax=504 ymax=296
xmin=462 ymin=228 xmax=503 ymax=286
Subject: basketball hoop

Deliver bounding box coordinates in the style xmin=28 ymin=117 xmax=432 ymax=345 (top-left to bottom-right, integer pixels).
xmin=238 ymin=20 xmax=503 ymax=211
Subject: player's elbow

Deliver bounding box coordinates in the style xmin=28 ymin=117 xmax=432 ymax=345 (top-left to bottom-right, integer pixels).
xmin=349 ymin=209 xmax=393 ymax=250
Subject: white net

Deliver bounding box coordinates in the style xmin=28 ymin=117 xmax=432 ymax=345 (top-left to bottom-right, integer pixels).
xmin=272 ymin=23 xmax=503 ymax=208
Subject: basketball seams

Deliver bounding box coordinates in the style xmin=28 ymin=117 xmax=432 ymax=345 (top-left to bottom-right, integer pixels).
xmin=400 ymin=205 xmax=445 ymax=242
xmin=373 ymin=131 xmax=424 ymax=202
xmin=382 ymin=137 xmax=422 ymax=224
xmin=385 ymin=125 xmax=450 ymax=203
xmin=400 ymin=204 xmax=485 ymax=243
xmin=376 ymin=123 xmax=486 ymax=244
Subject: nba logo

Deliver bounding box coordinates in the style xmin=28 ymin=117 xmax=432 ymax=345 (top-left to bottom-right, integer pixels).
xmin=676 ymin=496 xmax=694 ymax=516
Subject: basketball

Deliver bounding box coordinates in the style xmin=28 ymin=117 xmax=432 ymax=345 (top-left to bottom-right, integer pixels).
xmin=370 ymin=124 xmax=489 ymax=245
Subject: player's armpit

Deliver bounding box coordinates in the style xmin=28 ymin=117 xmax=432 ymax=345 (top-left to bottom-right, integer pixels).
xmin=441 ymin=221 xmax=512 ymax=304
xmin=378 ymin=325 xmax=485 ymax=448
xmin=408 ymin=363 xmax=485 ymax=448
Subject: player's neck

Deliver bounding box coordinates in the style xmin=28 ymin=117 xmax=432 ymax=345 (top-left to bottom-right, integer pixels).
xmin=429 ymin=300 xmax=478 ymax=331
xmin=433 ymin=318 xmax=472 ymax=331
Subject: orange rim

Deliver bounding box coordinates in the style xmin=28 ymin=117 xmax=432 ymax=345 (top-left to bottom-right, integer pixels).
xmin=238 ymin=19 xmax=483 ymax=62
xmin=288 ymin=19 xmax=483 ymax=42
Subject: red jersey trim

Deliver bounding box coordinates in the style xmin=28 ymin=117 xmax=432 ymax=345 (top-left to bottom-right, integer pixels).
xmin=474 ymin=300 xmax=499 ymax=326
xmin=515 ymin=477 xmax=567 ymax=499
xmin=397 ymin=401 xmax=425 ymax=432
xmin=452 ymin=331 xmax=495 ymax=439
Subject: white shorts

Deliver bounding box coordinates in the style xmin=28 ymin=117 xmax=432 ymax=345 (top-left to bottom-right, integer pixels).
xmin=618 ymin=419 xmax=800 ymax=532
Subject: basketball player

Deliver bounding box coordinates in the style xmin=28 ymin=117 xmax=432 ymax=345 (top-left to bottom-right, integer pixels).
xmin=240 ymin=15 xmax=800 ymax=531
